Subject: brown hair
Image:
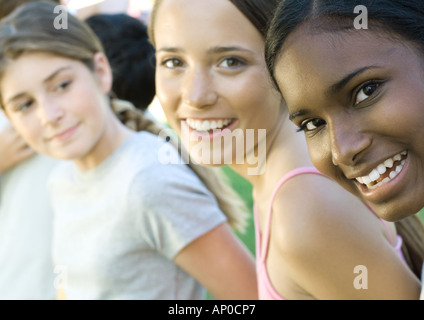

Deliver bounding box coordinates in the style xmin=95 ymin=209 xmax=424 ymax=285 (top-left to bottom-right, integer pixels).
xmin=396 ymin=215 xmax=424 ymax=278
xmin=147 ymin=0 xmax=162 ymax=47
xmin=0 ymin=1 xmax=249 ymax=232
xmin=0 ymin=0 xmax=61 ymax=20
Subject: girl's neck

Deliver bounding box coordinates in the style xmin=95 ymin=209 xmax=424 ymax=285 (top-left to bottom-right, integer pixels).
xmin=74 ymin=112 xmax=135 ymax=171
xmin=230 ymin=115 xmax=313 ymax=204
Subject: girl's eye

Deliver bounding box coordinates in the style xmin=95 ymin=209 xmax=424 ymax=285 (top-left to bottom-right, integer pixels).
xmin=162 ymin=58 xmax=184 ymax=69
xmin=16 ymin=99 xmax=34 ymax=112
xmin=355 ymin=82 xmax=380 ymax=104
xmin=298 ymin=118 xmax=326 ymax=132
xmin=56 ymin=80 xmax=71 ymax=92
xmin=219 ymin=57 xmax=244 ymax=69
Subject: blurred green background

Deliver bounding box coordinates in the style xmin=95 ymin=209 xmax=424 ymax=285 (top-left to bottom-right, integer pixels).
xmin=222 ymin=166 xmax=255 ymax=255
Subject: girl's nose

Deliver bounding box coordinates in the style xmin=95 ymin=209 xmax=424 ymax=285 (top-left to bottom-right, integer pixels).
xmin=330 ymin=119 xmax=372 ymax=167
xmin=182 ymin=67 xmax=218 ymax=109
xmin=38 ymin=98 xmax=65 ymax=126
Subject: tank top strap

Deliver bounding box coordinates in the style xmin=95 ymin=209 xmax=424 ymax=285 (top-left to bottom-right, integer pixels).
xmin=378 ymin=218 xmax=396 ymax=246
xmin=360 ymin=201 xmax=397 ymax=246
xmin=259 ymin=167 xmax=324 ymax=261
xmin=257 ymin=166 xmax=406 ymax=270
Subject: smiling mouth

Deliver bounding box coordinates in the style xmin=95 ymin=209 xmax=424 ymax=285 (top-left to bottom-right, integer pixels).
xmin=185 ymin=118 xmax=235 ymax=132
xmin=354 ymin=151 xmax=407 ymax=190
xmin=47 ymin=124 xmax=79 ymax=141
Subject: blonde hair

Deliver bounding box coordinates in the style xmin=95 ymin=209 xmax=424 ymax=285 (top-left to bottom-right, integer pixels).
xmin=0 ymin=1 xmax=249 ymax=232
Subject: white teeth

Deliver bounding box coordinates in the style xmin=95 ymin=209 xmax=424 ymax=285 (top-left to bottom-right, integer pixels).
xmin=369 ymin=169 xmax=380 ymax=182
xmin=186 ymin=118 xmax=233 ymax=131
xmin=354 ymin=151 xmax=407 ymax=189
xmin=389 ymin=171 xmax=398 ymax=179
xmin=383 ymin=158 xmax=394 ymax=168
xmin=202 ymin=120 xmax=210 ymax=131
xmin=377 ymin=164 xmax=387 ymax=175
xmin=362 ymin=175 xmax=372 ymax=185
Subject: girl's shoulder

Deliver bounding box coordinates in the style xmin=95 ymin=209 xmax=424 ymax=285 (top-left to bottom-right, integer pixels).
xmin=128 ymin=132 xmax=212 ymax=197
xmin=128 ymin=131 xmax=185 ymax=167
xmin=269 ymin=172 xmax=383 ymax=251
xmin=266 ymin=172 xmax=420 ymax=299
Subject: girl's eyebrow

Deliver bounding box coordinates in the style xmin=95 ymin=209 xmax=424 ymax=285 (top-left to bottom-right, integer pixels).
xmin=289 ymin=109 xmax=308 ymax=121
xmin=290 ymin=66 xmax=382 ymax=122
xmin=157 ymin=46 xmax=254 ymax=55
xmin=4 ymin=66 xmax=71 ymax=107
xmin=206 ymin=46 xmax=255 ymax=55
xmin=156 ymin=46 xmax=183 ymax=53
xmin=43 ymin=66 xmax=72 ymax=84
xmin=328 ymin=65 xmax=381 ymax=95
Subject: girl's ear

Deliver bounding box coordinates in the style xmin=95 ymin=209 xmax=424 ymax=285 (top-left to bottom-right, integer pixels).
xmin=92 ymin=52 xmax=113 ymax=95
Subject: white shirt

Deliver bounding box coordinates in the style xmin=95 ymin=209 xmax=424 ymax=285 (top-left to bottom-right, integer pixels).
xmin=0 ymin=112 xmax=58 ymax=299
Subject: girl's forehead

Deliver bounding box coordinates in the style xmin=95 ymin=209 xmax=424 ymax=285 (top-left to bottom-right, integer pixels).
xmin=153 ymin=0 xmax=261 ymax=43
xmin=279 ymin=24 xmax=417 ymax=68
xmin=275 ymin=25 xmax=424 ymax=105
xmin=3 ymin=52 xmax=72 ymax=75
xmin=0 ymin=53 xmax=81 ymax=95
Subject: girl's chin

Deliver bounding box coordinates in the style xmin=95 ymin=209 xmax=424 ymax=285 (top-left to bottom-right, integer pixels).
xmin=368 ymin=204 xmax=412 ymax=222
xmin=49 ymin=148 xmax=89 ymax=162
xmin=357 ymin=189 xmax=424 ymax=222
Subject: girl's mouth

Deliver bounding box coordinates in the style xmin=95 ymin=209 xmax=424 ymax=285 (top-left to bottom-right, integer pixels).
xmin=354 ymin=151 xmax=407 ymax=190
xmin=185 ymin=118 xmax=235 ymax=133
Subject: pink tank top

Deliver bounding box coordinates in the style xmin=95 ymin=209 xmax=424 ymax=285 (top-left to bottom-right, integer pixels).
xmin=253 ymin=167 xmax=407 ymax=300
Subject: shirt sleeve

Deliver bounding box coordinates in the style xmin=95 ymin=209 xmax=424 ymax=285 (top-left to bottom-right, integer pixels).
xmin=128 ymin=162 xmax=227 ymax=260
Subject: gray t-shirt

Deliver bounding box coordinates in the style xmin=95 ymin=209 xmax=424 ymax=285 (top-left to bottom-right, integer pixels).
xmin=49 ymin=132 xmax=226 ymax=300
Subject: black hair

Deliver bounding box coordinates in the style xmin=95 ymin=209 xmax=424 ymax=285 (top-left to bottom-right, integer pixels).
xmin=85 ymin=13 xmax=156 ymax=111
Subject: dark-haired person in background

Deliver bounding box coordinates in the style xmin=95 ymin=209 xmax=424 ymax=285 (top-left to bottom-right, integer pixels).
xmin=85 ymin=13 xmax=156 ymax=112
